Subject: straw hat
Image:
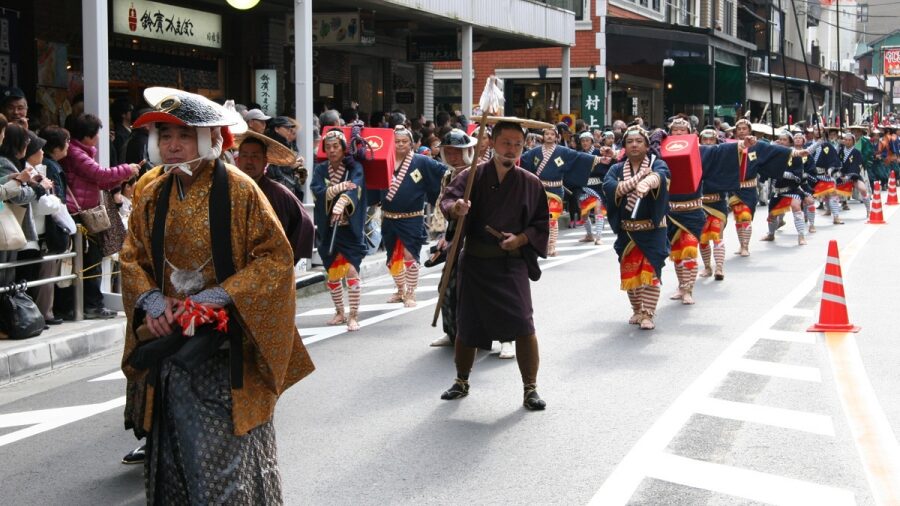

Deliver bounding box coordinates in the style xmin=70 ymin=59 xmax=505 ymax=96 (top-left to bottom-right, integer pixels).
xmin=235 ymin=131 xmax=297 ymax=166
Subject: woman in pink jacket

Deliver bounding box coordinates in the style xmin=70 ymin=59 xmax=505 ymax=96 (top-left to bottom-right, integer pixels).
xmin=59 ymin=113 xmax=139 ymax=319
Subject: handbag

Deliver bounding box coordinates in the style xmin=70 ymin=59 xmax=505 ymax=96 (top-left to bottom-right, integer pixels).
xmin=0 ymin=282 xmax=45 ymax=340
xmin=66 ymin=187 xmax=111 ymax=234
xmin=97 ymin=191 xmax=126 ymax=257
xmin=0 ymin=201 xmax=26 ymax=251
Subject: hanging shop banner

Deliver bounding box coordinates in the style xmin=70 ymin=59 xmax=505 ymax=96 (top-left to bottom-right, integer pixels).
xmin=581 ymin=77 xmax=605 ymax=130
xmin=310 ymin=12 xmax=375 ymax=46
xmin=255 ymin=69 xmax=277 ymax=116
xmin=884 ymin=47 xmax=900 ymax=79
xmin=113 ymin=0 xmax=223 ymax=49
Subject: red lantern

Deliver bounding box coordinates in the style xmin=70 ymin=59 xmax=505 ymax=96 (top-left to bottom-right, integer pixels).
xmin=128 ymin=3 xmax=137 ymax=32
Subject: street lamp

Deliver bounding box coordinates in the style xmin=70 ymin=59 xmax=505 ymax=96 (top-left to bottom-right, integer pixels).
xmin=588 ymin=65 xmax=597 ymax=81
xmin=227 ymin=0 xmax=261 ymax=9
xmin=662 ymin=58 xmax=675 ymax=120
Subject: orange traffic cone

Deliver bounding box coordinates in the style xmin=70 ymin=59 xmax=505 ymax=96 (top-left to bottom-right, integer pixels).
xmin=887 ymin=170 xmax=899 ymax=206
xmin=868 ymin=181 xmax=886 ymax=224
xmin=808 ymin=240 xmax=861 ymax=332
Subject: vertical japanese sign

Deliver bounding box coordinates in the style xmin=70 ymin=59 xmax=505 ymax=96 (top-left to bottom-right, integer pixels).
xmin=113 ymin=0 xmax=222 ymax=49
xmin=255 ymin=69 xmax=277 ymax=116
xmin=581 ymin=78 xmax=605 ymax=130
xmin=884 ymin=47 xmax=900 ymax=79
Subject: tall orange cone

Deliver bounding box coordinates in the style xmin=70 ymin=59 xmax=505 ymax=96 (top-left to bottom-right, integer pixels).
xmin=868 ymin=181 xmax=886 ymax=224
xmin=808 ymin=240 xmax=861 ymax=332
xmin=887 ymin=170 xmax=899 ymax=206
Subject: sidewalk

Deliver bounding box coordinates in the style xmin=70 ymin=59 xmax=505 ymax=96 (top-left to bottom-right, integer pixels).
xmin=0 ymin=246 xmax=399 ymax=386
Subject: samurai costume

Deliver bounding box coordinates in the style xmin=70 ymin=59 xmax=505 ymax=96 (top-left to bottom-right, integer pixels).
xmin=581 ymin=150 xmax=611 ymax=244
xmin=439 ymin=157 xmax=550 ymax=409
xmin=603 ymin=155 xmax=670 ymax=329
xmin=120 ymin=88 xmax=315 ymax=505
xmin=374 ymin=152 xmax=448 ymax=306
xmin=809 ymin=140 xmax=845 ymax=223
xmin=838 ymin=144 xmax=871 ymax=215
xmin=762 ymin=153 xmax=810 ymax=244
xmin=696 ymin=142 xmax=744 ymax=280
xmin=520 ymin=143 xmax=596 ymax=255
xmin=311 ymin=158 xmax=368 ymax=328
xmin=729 ymin=141 xmax=794 ymax=254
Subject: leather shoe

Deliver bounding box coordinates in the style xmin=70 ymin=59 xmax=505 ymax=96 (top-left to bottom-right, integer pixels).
xmin=45 ymin=317 xmax=64 ymax=325
xmin=121 ymin=444 xmax=146 ymax=465
xmin=84 ymin=308 xmax=117 ymax=320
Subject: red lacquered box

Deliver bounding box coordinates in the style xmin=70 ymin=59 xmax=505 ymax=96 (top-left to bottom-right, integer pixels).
xmin=660 ymin=134 xmax=702 ymax=195
xmin=316 ymin=127 xmax=396 ymax=190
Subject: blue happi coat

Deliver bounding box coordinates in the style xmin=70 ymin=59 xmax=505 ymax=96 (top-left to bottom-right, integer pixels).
xmin=520 ymin=144 xmax=595 ymax=198
xmin=311 ymin=159 xmax=367 ymax=271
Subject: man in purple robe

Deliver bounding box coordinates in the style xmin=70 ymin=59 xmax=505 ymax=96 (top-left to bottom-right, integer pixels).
xmin=235 ymin=132 xmax=315 ymax=264
xmin=439 ymin=121 xmax=550 ymax=410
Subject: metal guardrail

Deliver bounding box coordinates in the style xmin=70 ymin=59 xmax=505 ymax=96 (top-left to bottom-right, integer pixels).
xmin=0 ymin=230 xmax=85 ymax=321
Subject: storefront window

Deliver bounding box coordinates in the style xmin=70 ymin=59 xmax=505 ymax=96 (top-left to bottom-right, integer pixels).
xmin=434 ymin=80 xmax=462 ymax=115
xmin=610 ymin=85 xmax=654 ymax=124
xmin=507 ymin=80 xmax=582 ymax=123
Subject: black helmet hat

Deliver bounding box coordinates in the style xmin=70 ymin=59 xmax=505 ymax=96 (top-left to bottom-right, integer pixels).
xmin=440 ymin=128 xmax=477 ymax=149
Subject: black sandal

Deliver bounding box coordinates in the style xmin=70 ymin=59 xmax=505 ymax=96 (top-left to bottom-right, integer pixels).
xmin=523 ymin=384 xmax=546 ymax=410
xmin=441 ymin=378 xmax=469 ymax=400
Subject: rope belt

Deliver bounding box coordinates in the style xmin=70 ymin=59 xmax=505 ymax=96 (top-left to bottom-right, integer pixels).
xmin=701 ymin=193 xmax=721 ymax=203
xmin=463 ymin=239 xmax=522 ymax=258
xmin=621 ymin=218 xmax=665 ymax=232
xmin=739 ymin=177 xmax=759 ymax=189
xmin=382 ymin=210 xmax=425 ymax=219
xmin=587 ymin=177 xmax=603 ymax=186
xmin=668 ymin=198 xmax=702 ymax=212
xmin=542 ymin=180 xmax=563 ymax=188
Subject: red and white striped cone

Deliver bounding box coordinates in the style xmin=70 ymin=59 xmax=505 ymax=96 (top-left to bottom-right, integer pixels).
xmin=808 ymin=240 xmax=861 ymax=333
xmin=868 ymin=181 xmax=886 ymax=224
xmin=887 ymin=170 xmax=899 ymax=206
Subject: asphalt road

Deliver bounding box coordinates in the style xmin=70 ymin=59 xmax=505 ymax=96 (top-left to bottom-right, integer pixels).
xmin=1 ymin=198 xmax=898 ymax=505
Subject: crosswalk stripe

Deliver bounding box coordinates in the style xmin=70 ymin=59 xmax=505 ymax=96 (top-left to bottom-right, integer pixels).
xmin=695 ymin=397 xmax=835 ymax=436
xmin=758 ymin=330 xmax=817 ymax=345
xmin=731 ymin=358 xmax=822 ymax=382
xmin=645 ymin=453 xmax=856 ymax=506
xmin=299 ymin=303 xmax=403 ymax=317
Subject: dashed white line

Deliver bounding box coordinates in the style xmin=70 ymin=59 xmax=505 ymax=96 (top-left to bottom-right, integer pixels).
xmin=731 ymin=358 xmax=823 ymax=382
xmin=645 ymin=453 xmax=856 ymax=506
xmin=695 ymin=397 xmax=835 ymax=436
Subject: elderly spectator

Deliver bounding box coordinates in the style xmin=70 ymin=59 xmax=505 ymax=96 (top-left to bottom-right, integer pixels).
xmin=265 ymin=116 xmax=305 ymax=201
xmin=319 ymin=109 xmax=341 ymax=128
xmin=15 ymin=131 xmax=66 ymax=325
xmin=1 ymin=87 xmax=28 ymax=129
xmin=0 ymin=124 xmax=53 ymax=286
xmin=244 ymin=109 xmax=271 ymax=134
xmin=59 ymin=113 xmax=139 ymax=319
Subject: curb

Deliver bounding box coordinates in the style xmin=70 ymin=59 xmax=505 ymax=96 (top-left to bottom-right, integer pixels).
xmin=0 ymin=321 xmax=126 ymax=385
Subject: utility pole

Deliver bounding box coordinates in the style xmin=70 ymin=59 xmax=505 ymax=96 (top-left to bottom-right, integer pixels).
xmin=836 ymin=0 xmax=842 ymax=129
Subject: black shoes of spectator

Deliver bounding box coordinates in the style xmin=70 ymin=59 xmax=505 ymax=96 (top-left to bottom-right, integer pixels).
xmin=45 ymin=317 xmax=64 ymax=325
xmin=84 ymin=308 xmax=117 ymax=320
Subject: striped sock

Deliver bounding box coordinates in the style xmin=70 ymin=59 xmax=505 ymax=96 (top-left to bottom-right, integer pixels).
xmin=736 ymin=224 xmax=752 ymax=249
xmin=595 ymin=213 xmax=605 ymax=237
xmin=806 ymin=203 xmax=817 ymax=226
xmin=404 ymin=262 xmax=419 ymax=300
xmin=347 ymin=277 xmax=361 ymax=314
xmin=327 ymin=280 xmax=344 ymax=314
xmin=700 ymin=244 xmax=712 ymax=270
xmin=682 ymin=258 xmax=698 ymax=291
xmin=829 ymin=196 xmax=841 ymax=218
xmin=673 ymin=262 xmax=685 ymax=289
xmin=640 ymin=285 xmax=661 ymax=316
xmin=713 ymin=240 xmax=725 ymax=266
xmin=863 ymin=195 xmax=871 ymax=215
xmin=627 ymin=289 xmax=642 ymax=314
xmin=767 ymin=217 xmax=778 ymax=235
xmin=793 ymin=211 xmax=806 ymax=237
xmin=549 ymin=219 xmax=559 ymax=254
xmin=583 ymin=216 xmax=594 ymax=238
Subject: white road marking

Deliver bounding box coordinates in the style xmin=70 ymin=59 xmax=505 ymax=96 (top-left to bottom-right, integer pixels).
xmin=87 ymin=371 xmax=125 ymax=382
xmin=695 ymin=397 xmax=835 ymax=436
xmin=298 ymin=302 xmax=403 ymax=317
xmin=0 ymin=396 xmax=126 ymax=448
xmin=731 ymin=358 xmax=822 ymax=382
xmin=645 ymin=453 xmax=856 ymax=506
xmin=758 ymin=330 xmax=818 ymax=345
xmin=366 ymin=285 xmax=438 ymax=296
xmin=590 ymin=207 xmax=891 ymax=505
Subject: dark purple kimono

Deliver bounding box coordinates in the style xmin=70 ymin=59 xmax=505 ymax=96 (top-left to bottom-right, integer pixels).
xmin=258 ymin=175 xmax=315 ymax=263
xmin=440 ymin=160 xmax=550 ymax=350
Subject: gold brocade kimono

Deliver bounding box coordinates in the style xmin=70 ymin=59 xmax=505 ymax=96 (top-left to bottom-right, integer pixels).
xmin=120 ymin=161 xmax=315 ymax=436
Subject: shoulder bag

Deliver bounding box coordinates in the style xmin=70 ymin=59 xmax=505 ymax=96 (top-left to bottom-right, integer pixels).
xmin=0 ymin=201 xmax=26 ymax=251
xmin=66 ymin=187 xmax=110 ymax=234
xmin=0 ymin=282 xmax=45 ymax=339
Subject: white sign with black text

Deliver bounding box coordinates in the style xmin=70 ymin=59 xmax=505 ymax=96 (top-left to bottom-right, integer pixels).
xmin=113 ymin=0 xmax=223 ymax=49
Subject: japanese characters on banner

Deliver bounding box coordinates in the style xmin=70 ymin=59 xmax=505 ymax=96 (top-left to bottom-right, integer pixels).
xmin=580 ymin=78 xmax=606 ymax=130
xmin=255 ymin=69 xmax=277 ymax=116
xmin=884 ymin=47 xmax=900 ymax=79
xmin=113 ymin=0 xmax=223 ymax=49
